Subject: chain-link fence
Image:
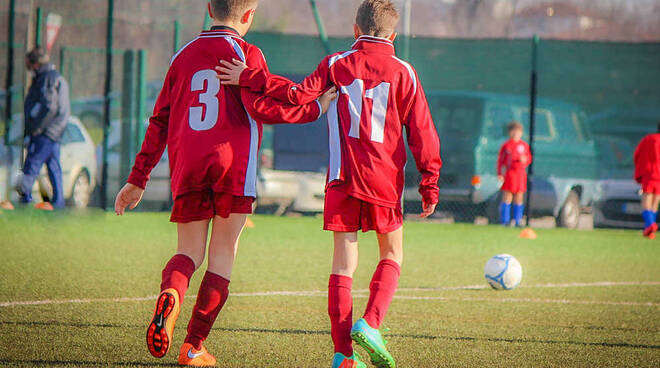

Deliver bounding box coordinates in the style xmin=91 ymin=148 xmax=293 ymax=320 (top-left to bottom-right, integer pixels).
xmin=2 ymin=0 xmax=659 ymax=229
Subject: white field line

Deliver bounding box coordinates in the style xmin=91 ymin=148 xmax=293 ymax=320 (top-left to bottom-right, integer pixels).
xmin=1 ymin=281 xmax=659 ymax=308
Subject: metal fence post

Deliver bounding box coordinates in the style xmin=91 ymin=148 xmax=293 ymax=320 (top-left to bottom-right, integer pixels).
xmin=309 ymin=0 xmax=331 ymax=54
xmin=120 ymin=50 xmax=136 ymax=185
xmin=101 ymin=0 xmax=114 ymax=210
xmin=135 ymin=49 xmax=147 ymax=153
xmin=4 ymin=0 xmax=16 ymax=146
xmin=3 ymin=0 xmax=16 ymax=202
xmin=402 ymin=0 xmax=412 ymax=60
xmin=59 ymin=46 xmax=65 ymax=71
xmin=525 ymin=35 xmax=539 ymax=227
xmin=173 ymin=20 xmax=181 ymax=54
xmin=203 ymin=11 xmax=212 ymax=30
xmin=35 ymin=7 xmax=43 ymax=47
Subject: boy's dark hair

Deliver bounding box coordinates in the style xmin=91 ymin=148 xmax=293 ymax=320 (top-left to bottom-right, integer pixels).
xmin=507 ymin=121 xmax=524 ymax=133
xmin=26 ymin=47 xmax=49 ymax=65
xmin=210 ymin=0 xmax=258 ymax=21
xmin=356 ymin=0 xmax=400 ymax=37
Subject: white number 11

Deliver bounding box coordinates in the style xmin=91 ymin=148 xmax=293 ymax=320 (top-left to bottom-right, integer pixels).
xmin=341 ymin=79 xmax=390 ymax=143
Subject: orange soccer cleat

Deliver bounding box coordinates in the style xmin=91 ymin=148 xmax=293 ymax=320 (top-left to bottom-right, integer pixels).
xmin=178 ymin=343 xmax=217 ymax=367
xmin=643 ymin=223 xmax=658 ymax=239
xmin=34 ymin=202 xmax=54 ymax=211
xmin=146 ymin=288 xmax=181 ymax=358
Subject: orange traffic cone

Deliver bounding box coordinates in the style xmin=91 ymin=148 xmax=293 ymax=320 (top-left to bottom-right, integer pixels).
xmin=245 ymin=217 xmax=255 ymax=228
xmin=519 ymin=228 xmax=537 ymax=239
xmin=0 ymin=201 xmax=14 ymax=210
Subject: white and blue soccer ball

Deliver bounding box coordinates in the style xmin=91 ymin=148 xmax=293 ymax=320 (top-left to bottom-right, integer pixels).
xmin=484 ymin=254 xmax=523 ymax=290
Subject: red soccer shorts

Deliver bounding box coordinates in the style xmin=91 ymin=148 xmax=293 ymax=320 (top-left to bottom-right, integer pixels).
xmin=642 ymin=178 xmax=660 ymax=194
xmin=323 ymin=186 xmax=403 ymax=234
xmin=501 ymin=169 xmax=527 ymax=194
xmin=170 ymin=190 xmax=254 ymax=223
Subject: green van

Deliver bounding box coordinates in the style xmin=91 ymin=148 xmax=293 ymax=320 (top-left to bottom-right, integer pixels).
xmin=404 ymin=91 xmax=598 ymax=228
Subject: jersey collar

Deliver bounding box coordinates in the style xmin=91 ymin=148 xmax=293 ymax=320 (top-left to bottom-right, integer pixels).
xmin=351 ymin=35 xmax=395 ymax=55
xmin=201 ymin=26 xmax=242 ymax=39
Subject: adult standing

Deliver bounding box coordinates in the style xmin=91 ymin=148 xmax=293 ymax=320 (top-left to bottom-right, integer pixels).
xmin=18 ymin=47 xmax=69 ymax=209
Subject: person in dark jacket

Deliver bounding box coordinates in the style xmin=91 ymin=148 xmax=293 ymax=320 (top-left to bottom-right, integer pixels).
xmin=18 ymin=47 xmax=70 ymax=208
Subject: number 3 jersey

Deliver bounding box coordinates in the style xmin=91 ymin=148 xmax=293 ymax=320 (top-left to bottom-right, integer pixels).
xmin=127 ymin=28 xmax=322 ymax=199
xmin=239 ymin=35 xmax=442 ymax=208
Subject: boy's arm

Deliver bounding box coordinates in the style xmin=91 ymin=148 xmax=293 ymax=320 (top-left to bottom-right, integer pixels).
xmin=633 ymin=139 xmax=644 ymax=183
xmin=526 ymin=143 xmax=532 ymax=167
xmin=241 ymin=87 xmax=322 ymax=125
xmin=239 ymin=47 xmax=328 ymax=124
xmin=126 ymin=73 xmax=171 ymax=190
xmin=219 ymin=55 xmax=333 ymax=106
xmin=403 ymin=78 xmax=442 ymax=209
xmin=497 ymin=145 xmax=506 ymax=176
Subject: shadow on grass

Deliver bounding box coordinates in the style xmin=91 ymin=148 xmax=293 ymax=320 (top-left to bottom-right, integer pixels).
xmin=0 ymin=359 xmax=179 ymax=367
xmin=2 ymin=321 xmax=659 ymax=350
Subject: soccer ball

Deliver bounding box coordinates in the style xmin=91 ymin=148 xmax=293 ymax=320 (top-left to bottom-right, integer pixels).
xmin=484 ymin=254 xmax=522 ymax=290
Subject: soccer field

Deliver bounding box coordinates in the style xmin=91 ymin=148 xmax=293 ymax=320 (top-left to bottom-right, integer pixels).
xmin=0 ymin=210 xmax=658 ymax=367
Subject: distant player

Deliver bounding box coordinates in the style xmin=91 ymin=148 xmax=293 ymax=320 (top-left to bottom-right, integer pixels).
xmin=497 ymin=121 xmax=532 ymax=227
xmin=114 ymin=0 xmax=336 ymax=366
xmin=216 ymin=1 xmax=442 ymax=366
xmin=633 ymin=122 xmax=660 ymax=239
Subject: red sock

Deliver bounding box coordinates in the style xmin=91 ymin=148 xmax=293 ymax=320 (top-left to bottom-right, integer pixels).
xmin=328 ymin=274 xmax=353 ymax=357
xmin=363 ymin=259 xmax=401 ymax=329
xmin=185 ymin=271 xmax=230 ymax=350
xmin=160 ymin=254 xmax=196 ymax=302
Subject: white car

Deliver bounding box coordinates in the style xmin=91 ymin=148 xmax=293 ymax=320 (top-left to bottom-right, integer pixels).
xmin=0 ymin=116 xmax=97 ymax=208
xmin=99 ymin=120 xmax=171 ymax=207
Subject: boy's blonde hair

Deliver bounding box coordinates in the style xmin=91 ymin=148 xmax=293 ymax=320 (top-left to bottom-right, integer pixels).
xmin=507 ymin=121 xmax=524 ymax=133
xmin=356 ymin=0 xmax=400 ymax=38
xmin=210 ymin=0 xmax=258 ymax=21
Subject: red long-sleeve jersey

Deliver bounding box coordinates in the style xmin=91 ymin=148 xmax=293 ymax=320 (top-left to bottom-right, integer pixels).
xmin=238 ymin=35 xmax=442 ymax=208
xmin=127 ymin=28 xmax=321 ymax=199
xmin=634 ymin=133 xmax=660 ymax=183
xmin=497 ymin=139 xmax=532 ymax=176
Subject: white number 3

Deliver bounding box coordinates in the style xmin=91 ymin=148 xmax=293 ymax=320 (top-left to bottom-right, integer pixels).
xmin=189 ymin=69 xmax=220 ymax=131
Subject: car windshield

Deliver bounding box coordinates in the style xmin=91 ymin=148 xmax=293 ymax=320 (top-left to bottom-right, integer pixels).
xmin=428 ymin=96 xmax=483 ymax=138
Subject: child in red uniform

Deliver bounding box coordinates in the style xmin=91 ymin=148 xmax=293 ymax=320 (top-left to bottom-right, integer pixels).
xmin=114 ymin=0 xmax=336 ymax=366
xmin=216 ymin=1 xmax=442 ymax=366
xmin=633 ymin=122 xmax=660 ymax=239
xmin=497 ymin=121 xmax=532 ymax=227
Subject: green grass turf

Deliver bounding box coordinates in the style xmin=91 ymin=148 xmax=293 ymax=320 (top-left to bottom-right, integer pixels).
xmin=0 ymin=209 xmax=658 ymax=367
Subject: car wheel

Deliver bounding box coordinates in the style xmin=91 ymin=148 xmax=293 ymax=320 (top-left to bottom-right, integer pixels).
xmin=69 ymin=172 xmax=91 ymax=208
xmin=556 ymin=190 xmax=580 ymax=229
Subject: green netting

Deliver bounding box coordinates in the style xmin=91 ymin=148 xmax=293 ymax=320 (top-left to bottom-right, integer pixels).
xmin=1 ymin=0 xmax=659 ymax=227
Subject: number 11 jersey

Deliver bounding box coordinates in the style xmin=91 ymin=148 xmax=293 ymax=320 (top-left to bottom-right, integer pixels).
xmin=239 ymin=35 xmax=442 ymax=208
xmin=127 ymin=28 xmax=321 ymax=199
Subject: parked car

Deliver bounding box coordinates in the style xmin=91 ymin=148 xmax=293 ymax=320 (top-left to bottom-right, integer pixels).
xmin=259 ymin=120 xmax=327 ymax=214
xmin=97 ymin=120 xmax=171 ymax=208
xmin=70 ymin=92 xmax=121 ymax=140
xmin=0 ymin=116 xmax=97 ymax=208
xmin=589 ymin=107 xmax=660 ymax=148
xmin=592 ymin=136 xmax=642 ymax=228
xmin=404 ymin=91 xmax=599 ymax=228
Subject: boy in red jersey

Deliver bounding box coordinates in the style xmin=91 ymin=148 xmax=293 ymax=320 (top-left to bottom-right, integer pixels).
xmin=216 ymin=1 xmax=442 ymax=366
xmin=633 ymin=122 xmax=660 ymax=239
xmin=114 ymin=0 xmax=336 ymax=366
xmin=497 ymin=121 xmax=531 ymax=227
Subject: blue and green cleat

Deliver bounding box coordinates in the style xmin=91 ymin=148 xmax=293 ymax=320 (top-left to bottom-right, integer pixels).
xmin=332 ymin=352 xmax=367 ymax=368
xmin=350 ymin=318 xmax=395 ymax=368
